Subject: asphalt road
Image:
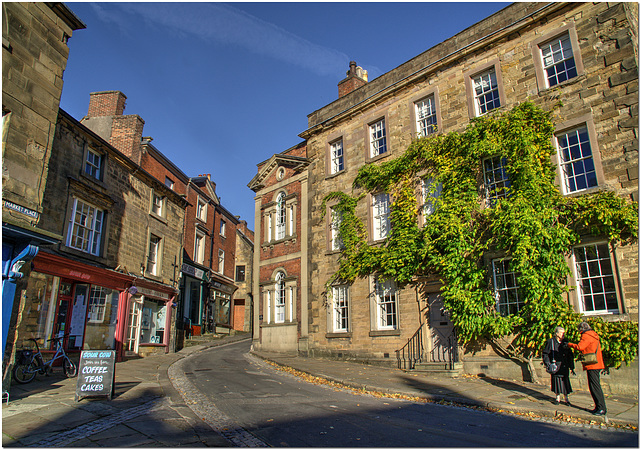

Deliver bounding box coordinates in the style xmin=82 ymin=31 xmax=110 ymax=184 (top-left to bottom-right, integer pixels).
xmin=175 ymin=340 xmax=637 ymax=447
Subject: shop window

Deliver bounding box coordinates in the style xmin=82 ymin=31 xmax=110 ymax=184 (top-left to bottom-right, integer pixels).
xmin=84 ymin=285 xmax=119 ymax=350
xmin=140 ymin=298 xmax=167 ymax=344
xmin=67 ymin=198 xmax=104 ymax=256
xmin=214 ymin=290 xmax=232 ymax=326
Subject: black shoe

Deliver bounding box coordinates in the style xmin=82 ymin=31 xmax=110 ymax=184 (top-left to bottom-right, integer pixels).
xmin=592 ymin=410 xmax=606 ymax=416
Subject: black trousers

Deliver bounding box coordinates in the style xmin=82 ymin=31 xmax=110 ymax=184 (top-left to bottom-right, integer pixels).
xmin=587 ymin=369 xmax=606 ymax=412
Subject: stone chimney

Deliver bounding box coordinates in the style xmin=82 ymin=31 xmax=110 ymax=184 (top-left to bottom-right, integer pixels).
xmin=338 ymin=61 xmax=368 ymax=98
xmin=82 ymin=91 xmax=145 ymax=163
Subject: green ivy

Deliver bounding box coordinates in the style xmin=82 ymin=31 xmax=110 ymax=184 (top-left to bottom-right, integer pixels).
xmin=324 ymin=102 xmax=638 ymax=380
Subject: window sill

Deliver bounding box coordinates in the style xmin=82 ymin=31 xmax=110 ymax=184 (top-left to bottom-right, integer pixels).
xmin=537 ymin=74 xmax=586 ymax=96
xmin=262 ymin=235 xmax=298 ymax=248
xmin=562 ymin=185 xmax=605 ymax=198
xmin=79 ymin=170 xmax=107 ymax=190
xmin=325 ymin=170 xmax=346 ymax=180
xmin=261 ymin=320 xmax=298 ymax=328
xmin=144 ymin=273 xmax=163 ymax=283
xmin=139 ymin=343 xmax=166 ymax=347
xmin=326 ymin=332 xmax=352 ymax=339
xmin=369 ymin=329 xmax=400 ymax=337
xmin=366 ymin=151 xmax=390 ymax=164
xmin=150 ymin=212 xmax=167 ymax=224
xmin=59 ymin=245 xmax=108 ymax=265
xmin=325 ymin=249 xmax=343 ymax=256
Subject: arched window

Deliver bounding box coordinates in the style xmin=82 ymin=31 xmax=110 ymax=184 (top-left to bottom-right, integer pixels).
xmin=275 ymin=272 xmax=285 ymax=323
xmin=276 ymin=192 xmax=286 ymax=240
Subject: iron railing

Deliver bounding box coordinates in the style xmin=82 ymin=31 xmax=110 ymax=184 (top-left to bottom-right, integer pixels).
xmin=396 ymin=323 xmax=424 ymax=370
xmin=429 ymin=330 xmax=459 ymax=370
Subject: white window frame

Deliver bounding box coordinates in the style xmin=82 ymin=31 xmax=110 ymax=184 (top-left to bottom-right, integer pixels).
xmin=483 ymin=156 xmax=511 ymax=205
xmin=85 ymin=148 xmax=102 ymax=180
xmin=67 ymin=198 xmax=104 ymax=256
xmin=218 ymin=249 xmax=225 ymax=274
xmin=421 ymin=178 xmax=442 ymax=216
xmin=196 ymin=197 xmax=207 ymax=222
xmin=165 ymin=177 xmax=174 ymax=189
xmin=572 ymin=243 xmax=620 ymax=315
xmin=275 ymin=272 xmax=286 ymax=323
xmin=88 ymin=285 xmax=109 ymax=323
xmin=555 ymin=126 xmax=598 ymax=194
xmin=276 ymin=192 xmax=286 ymax=240
xmin=220 ymin=219 xmax=226 ymax=237
xmin=540 ymin=33 xmax=578 ymax=88
xmin=369 ymin=119 xmax=387 ymax=158
xmin=374 ymin=277 xmax=398 ymax=330
xmin=147 ymin=234 xmax=161 ymax=276
xmin=472 ymin=68 xmax=501 ymax=116
xmin=331 ymin=208 xmax=344 ymax=251
xmin=151 ymin=192 xmax=164 ymax=217
xmin=194 ymin=230 xmax=206 ymax=264
xmin=330 ymin=139 xmax=344 ymax=174
xmin=415 ymin=95 xmax=437 ymax=137
xmin=492 ymin=258 xmax=522 ymax=316
xmin=372 ymin=193 xmax=390 ymax=241
xmin=332 ymin=285 xmax=349 ymax=332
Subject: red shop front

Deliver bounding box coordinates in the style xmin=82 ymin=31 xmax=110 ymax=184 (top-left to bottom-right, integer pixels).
xmin=30 ymin=251 xmax=177 ymax=361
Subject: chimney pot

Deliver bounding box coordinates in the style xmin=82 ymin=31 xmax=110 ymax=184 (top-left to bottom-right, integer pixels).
xmin=338 ymin=61 xmax=368 ymax=98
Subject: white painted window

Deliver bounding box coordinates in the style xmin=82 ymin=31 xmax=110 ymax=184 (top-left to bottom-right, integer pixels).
xmin=369 ymin=119 xmax=387 ymax=157
xmin=331 ymin=208 xmax=344 ymax=251
xmin=68 ymin=198 xmax=104 ymax=256
xmin=275 ymin=272 xmax=285 ymax=323
xmin=218 ymin=249 xmax=225 ymax=274
xmin=220 ymin=219 xmax=226 ymax=237
xmin=492 ymin=258 xmax=522 ymax=316
xmin=573 ymin=243 xmax=619 ymax=315
xmin=332 ymin=285 xmax=349 ymax=332
xmin=147 ymin=234 xmax=161 ymax=276
xmin=165 ymin=177 xmax=174 ymax=189
xmin=330 ymin=139 xmax=344 ymax=174
xmin=276 ymin=192 xmax=286 ymax=240
xmin=289 ymin=205 xmax=294 ymax=237
xmin=473 ymin=69 xmax=501 ymax=115
xmin=421 ymin=178 xmax=442 ymax=216
xmin=540 ymin=33 xmax=577 ymax=87
xmin=88 ymin=286 xmax=109 ymax=323
xmin=151 ymin=192 xmax=164 ymax=217
xmin=375 ymin=277 xmax=398 ymax=330
xmin=556 ymin=126 xmax=597 ymax=194
xmin=483 ymin=156 xmax=511 ymax=205
xmin=196 ymin=197 xmax=207 ymax=222
xmin=194 ymin=230 xmax=206 ymax=264
xmin=85 ymin=148 xmax=102 ymax=180
xmin=372 ymin=193 xmax=390 ymax=240
xmin=415 ymin=95 xmax=437 ymax=137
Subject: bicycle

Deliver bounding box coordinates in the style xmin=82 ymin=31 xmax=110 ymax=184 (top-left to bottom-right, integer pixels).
xmin=12 ymin=335 xmax=77 ymax=384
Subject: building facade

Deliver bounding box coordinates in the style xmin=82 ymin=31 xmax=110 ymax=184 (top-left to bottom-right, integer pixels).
xmin=2 ymin=2 xmax=85 ymax=374
xmin=233 ymin=220 xmax=254 ymax=333
xmin=251 ymin=2 xmax=638 ymax=385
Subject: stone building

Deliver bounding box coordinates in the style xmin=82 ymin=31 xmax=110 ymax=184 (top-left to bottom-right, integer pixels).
xmin=14 ymin=106 xmax=188 ymax=362
xmin=2 ymin=2 xmax=85 ymax=373
xmin=251 ymin=2 xmax=638 ymax=389
xmin=233 ymin=220 xmax=254 ymax=333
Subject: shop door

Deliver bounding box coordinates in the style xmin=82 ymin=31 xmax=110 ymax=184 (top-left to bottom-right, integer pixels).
xmin=126 ymin=298 xmax=143 ymax=354
xmin=52 ymin=294 xmax=72 ymax=348
xmin=427 ymin=292 xmax=457 ymax=363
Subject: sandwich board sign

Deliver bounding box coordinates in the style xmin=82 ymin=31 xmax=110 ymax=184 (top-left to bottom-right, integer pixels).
xmin=75 ymin=350 xmax=116 ymax=401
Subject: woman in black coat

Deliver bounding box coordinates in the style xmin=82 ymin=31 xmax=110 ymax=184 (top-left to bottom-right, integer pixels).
xmin=542 ymin=326 xmax=575 ymax=405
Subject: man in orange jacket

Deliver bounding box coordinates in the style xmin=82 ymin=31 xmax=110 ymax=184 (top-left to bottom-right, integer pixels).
xmin=568 ymin=321 xmax=606 ymax=415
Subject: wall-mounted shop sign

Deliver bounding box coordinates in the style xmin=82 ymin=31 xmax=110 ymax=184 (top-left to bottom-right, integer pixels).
xmin=181 ymin=263 xmax=207 ymax=281
xmin=211 ymin=281 xmax=235 ymax=294
xmin=135 ymin=286 xmax=170 ymax=301
xmin=3 ymin=200 xmax=39 ymax=220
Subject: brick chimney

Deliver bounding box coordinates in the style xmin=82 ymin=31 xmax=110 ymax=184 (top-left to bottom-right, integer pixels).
xmin=82 ymin=91 xmax=145 ymax=163
xmin=338 ymin=61 xmax=368 ymax=98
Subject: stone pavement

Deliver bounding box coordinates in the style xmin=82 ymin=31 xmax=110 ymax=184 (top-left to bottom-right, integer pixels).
xmin=3 ymin=333 xmax=637 ymax=447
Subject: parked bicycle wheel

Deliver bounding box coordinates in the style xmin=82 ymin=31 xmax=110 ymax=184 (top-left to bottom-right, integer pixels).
xmin=12 ymin=360 xmax=38 ymax=384
xmin=63 ymin=357 xmax=77 ymax=378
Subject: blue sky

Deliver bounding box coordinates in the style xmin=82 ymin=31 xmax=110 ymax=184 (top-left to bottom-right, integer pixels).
xmin=60 ymin=2 xmax=509 ymax=226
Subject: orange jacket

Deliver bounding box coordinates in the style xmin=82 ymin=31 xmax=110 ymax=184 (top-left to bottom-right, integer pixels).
xmin=568 ymin=330 xmax=604 ymax=370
